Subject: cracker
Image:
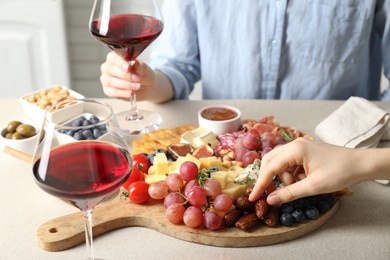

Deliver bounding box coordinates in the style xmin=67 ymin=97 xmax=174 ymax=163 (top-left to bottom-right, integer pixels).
xmin=145 ymin=124 xmax=195 ymax=147
xmin=131 ymin=124 xmax=195 ymax=154
xmin=132 ymin=138 xmax=165 ymax=155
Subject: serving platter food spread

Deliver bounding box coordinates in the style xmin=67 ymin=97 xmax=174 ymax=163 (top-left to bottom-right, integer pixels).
xmin=33 ymin=110 xmax=342 ymax=252
xmin=36 ymin=194 xmax=340 ymax=252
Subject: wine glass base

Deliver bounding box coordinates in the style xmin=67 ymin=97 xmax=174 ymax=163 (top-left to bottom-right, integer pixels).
xmin=116 ymin=109 xmax=163 ymax=135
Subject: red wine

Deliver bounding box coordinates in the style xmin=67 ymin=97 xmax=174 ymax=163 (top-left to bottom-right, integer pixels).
xmin=91 ymin=14 xmax=163 ymax=61
xmin=33 ymin=141 xmax=131 ymax=210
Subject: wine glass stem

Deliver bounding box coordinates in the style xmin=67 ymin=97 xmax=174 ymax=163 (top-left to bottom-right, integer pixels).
xmin=83 ymin=209 xmax=95 ymax=260
xmin=126 ymin=60 xmax=144 ymax=121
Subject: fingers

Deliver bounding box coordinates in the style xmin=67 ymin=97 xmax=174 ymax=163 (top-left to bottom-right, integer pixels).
xmin=248 ymin=148 xmax=289 ymax=201
xmin=266 ymin=178 xmax=315 ymax=206
xmin=249 ymin=139 xmax=306 ymax=202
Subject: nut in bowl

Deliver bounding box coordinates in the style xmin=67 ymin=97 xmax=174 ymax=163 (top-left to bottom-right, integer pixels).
xmin=19 ymin=85 xmax=85 ymax=122
xmin=198 ymin=105 xmax=242 ymax=136
xmin=0 ymin=120 xmax=42 ymax=157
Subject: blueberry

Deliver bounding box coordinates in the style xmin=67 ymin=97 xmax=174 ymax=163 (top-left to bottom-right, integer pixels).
xmin=74 ymin=131 xmax=84 ymax=140
xmin=66 ymin=129 xmax=76 ymax=137
xmin=155 ymin=148 xmax=165 ymax=154
xmin=209 ymin=166 xmax=219 ymax=172
xmin=280 ymin=202 xmax=294 ymax=213
xmin=71 ymin=117 xmax=84 ymax=127
xmin=317 ymin=200 xmax=331 ymax=214
xmin=82 ymin=119 xmax=92 ymax=126
xmin=322 ymin=193 xmax=337 ymax=207
xmin=291 ymin=209 xmax=305 ymax=223
xmin=279 ymin=213 xmax=294 ymax=227
xmin=97 ymin=124 xmax=107 ymax=131
xmin=90 ymin=115 xmax=99 ymax=124
xmin=302 ymin=197 xmax=314 ymax=209
xmin=82 ymin=129 xmax=93 ymax=139
xmin=93 ymin=129 xmax=103 ymax=139
xmin=307 ymin=196 xmax=321 ymax=207
xmin=58 ymin=129 xmax=67 ymax=134
xmin=305 ymin=206 xmax=320 ymax=220
xmin=292 ymin=198 xmax=305 ymax=210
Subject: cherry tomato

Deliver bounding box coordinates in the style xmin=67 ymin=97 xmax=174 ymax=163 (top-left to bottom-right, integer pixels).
xmin=128 ymin=181 xmax=150 ymax=204
xmin=122 ymin=166 xmax=145 ymax=190
xmin=132 ymin=153 xmax=151 ymax=174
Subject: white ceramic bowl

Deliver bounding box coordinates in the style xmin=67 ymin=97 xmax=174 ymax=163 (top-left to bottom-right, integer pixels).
xmin=0 ymin=121 xmax=42 ymax=157
xmin=19 ymin=86 xmax=85 ymax=122
xmin=198 ymin=105 xmax=242 ymax=136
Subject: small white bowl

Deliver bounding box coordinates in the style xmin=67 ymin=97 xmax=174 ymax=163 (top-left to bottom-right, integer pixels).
xmin=19 ymin=86 xmax=85 ymax=122
xmin=198 ymin=105 xmax=242 ymax=136
xmin=0 ymin=121 xmax=42 ymax=157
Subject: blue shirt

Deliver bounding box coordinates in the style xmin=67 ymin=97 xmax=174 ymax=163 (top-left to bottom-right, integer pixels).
xmin=150 ymin=0 xmax=390 ymax=101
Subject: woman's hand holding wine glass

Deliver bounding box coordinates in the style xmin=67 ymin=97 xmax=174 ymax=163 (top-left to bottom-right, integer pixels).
xmin=90 ymin=0 xmax=164 ymax=135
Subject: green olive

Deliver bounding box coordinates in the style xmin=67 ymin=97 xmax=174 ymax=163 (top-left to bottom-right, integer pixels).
xmin=16 ymin=124 xmax=36 ymax=138
xmin=11 ymin=132 xmax=24 ymax=140
xmin=7 ymin=121 xmax=22 ymax=133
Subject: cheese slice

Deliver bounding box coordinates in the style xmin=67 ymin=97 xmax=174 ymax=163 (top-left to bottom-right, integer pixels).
xmin=227 ymin=165 xmax=244 ymax=179
xmin=145 ymin=173 xmax=167 ymax=184
xmin=210 ymin=171 xmax=228 ymax=189
xmin=222 ymin=182 xmax=247 ymax=200
xmin=153 ymin=152 xmax=169 ymax=175
xmin=199 ymin=156 xmax=223 ymax=170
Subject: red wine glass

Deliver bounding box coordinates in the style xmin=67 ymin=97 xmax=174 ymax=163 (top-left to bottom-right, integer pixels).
xmin=89 ymin=0 xmax=164 ymax=135
xmin=32 ymin=99 xmax=132 ymax=260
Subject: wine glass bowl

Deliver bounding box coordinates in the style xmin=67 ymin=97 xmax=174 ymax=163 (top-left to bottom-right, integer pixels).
xmin=89 ymin=0 xmax=164 ymax=135
xmin=32 ymin=99 xmax=132 ymax=259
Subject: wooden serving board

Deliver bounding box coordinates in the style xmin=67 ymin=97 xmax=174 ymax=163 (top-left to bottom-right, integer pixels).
xmin=36 ymin=194 xmax=340 ymax=252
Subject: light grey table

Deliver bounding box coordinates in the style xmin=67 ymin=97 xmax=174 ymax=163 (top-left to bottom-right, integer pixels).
xmin=1 ymin=98 xmax=390 ymax=260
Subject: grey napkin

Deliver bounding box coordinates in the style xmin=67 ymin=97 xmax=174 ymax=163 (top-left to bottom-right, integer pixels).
xmin=315 ymin=96 xmax=390 ymax=184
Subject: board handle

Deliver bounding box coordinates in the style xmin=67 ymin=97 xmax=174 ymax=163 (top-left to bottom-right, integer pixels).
xmin=36 ymin=195 xmax=135 ymax=252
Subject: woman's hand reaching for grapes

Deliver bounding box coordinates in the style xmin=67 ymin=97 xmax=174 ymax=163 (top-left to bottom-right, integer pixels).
xmin=248 ymin=137 xmax=387 ymax=206
xmin=100 ymin=51 xmax=174 ymax=103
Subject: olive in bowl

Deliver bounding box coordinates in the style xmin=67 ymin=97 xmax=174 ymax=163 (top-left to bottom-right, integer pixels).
xmin=0 ymin=121 xmax=41 ymax=156
xmin=198 ymin=105 xmax=242 ymax=136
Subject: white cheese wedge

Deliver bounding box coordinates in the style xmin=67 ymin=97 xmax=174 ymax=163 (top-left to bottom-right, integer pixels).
xmin=181 ymin=127 xmax=220 ymax=148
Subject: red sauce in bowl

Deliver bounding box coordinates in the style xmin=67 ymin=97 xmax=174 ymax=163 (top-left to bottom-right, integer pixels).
xmin=201 ymin=107 xmax=238 ymax=121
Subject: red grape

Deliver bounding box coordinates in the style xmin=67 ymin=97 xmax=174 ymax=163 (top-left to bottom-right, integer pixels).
xmin=166 ymin=173 xmax=184 ymax=192
xmin=166 ymin=203 xmax=185 ymax=224
xmin=242 ymin=133 xmax=261 ymax=150
xmin=248 ymin=128 xmax=260 ymax=138
xmin=187 ymin=186 xmax=207 ymax=207
xmin=204 ymin=211 xmax=222 ymax=230
xmin=148 ymin=181 xmax=169 ymax=200
xmin=180 ymin=161 xmax=199 ymax=182
xmin=184 ymin=179 xmax=199 ymax=197
xmin=242 ymin=150 xmax=261 ymax=166
xmin=203 ymin=179 xmax=222 ymax=199
xmin=213 ymin=194 xmax=233 ymax=212
xmin=261 ymin=147 xmax=273 ymax=158
xmin=261 ymin=132 xmax=276 ymax=149
xmin=163 ymin=192 xmax=185 ymax=208
xmin=183 ymin=206 xmax=204 ymax=228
